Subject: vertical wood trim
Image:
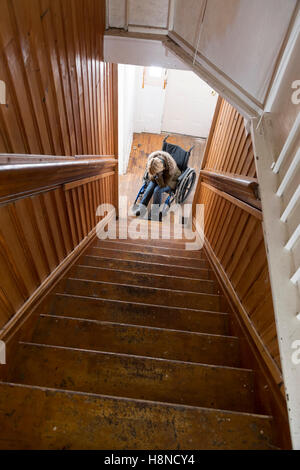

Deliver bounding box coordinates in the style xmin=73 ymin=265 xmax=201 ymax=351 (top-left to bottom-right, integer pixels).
xmin=112 ymin=63 xmax=119 ymax=215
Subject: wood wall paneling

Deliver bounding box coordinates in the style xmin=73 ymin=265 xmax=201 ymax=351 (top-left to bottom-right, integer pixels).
xmin=0 ymin=160 xmax=116 ymax=335
xmin=0 ymin=0 xmax=115 ymax=157
xmin=0 ymin=0 xmax=120 ymax=343
xmin=193 ymin=97 xmax=281 ymax=377
xmin=192 ymin=97 xmax=290 ymax=446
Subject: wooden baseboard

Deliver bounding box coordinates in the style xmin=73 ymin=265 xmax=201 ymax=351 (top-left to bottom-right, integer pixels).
xmin=192 ymin=218 xmax=291 ymax=449
xmin=0 ymin=210 xmax=114 ymax=375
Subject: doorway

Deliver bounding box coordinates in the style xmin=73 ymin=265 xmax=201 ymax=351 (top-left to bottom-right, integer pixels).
xmin=118 ymin=63 xmax=218 ymax=211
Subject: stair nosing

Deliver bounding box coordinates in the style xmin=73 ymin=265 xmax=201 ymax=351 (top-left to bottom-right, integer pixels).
xmin=19 ymin=341 xmax=245 ymax=371
xmin=75 ymin=264 xmax=217 ymax=285
xmin=83 ymin=254 xmax=213 ymax=272
xmin=90 ymin=245 xmax=209 ymax=262
xmin=0 ymin=381 xmax=272 ymax=420
xmin=66 ymin=277 xmax=223 ymax=298
xmin=82 ymin=255 xmax=214 ymax=279
xmin=53 ymin=292 xmax=230 ymax=315
xmin=39 ymin=313 xmax=235 ymax=340
xmin=95 ymin=239 xmax=204 ymax=254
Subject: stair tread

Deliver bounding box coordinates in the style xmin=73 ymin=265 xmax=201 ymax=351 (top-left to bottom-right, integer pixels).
xmin=65 ymin=277 xmax=222 ymax=297
xmin=33 ymin=314 xmax=237 ymax=364
xmin=70 ymin=264 xmax=219 ymax=294
xmin=98 ymin=237 xmax=196 ymax=249
xmin=39 ymin=313 xmax=232 ymax=337
xmin=81 ymin=254 xmax=213 ymax=279
xmin=73 ymin=264 xmax=219 ymax=293
xmin=94 ymin=239 xmax=205 ymax=259
xmin=0 ymin=382 xmax=274 ymax=450
xmin=10 ymin=342 xmax=253 ymax=412
xmin=87 ymin=247 xmax=210 ymax=269
xmin=49 ymin=294 xmax=230 ymax=335
xmin=62 ymin=278 xmax=228 ymax=313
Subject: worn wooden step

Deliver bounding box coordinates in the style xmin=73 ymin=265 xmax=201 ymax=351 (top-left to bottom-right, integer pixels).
xmin=10 ymin=343 xmax=252 ymax=412
xmin=61 ymin=278 xmax=228 ymax=313
xmin=86 ymin=247 xmax=210 ymax=269
xmin=70 ymin=265 xmax=219 ymax=294
xmin=49 ymin=294 xmax=229 ymax=335
xmin=80 ymin=255 xmax=214 ymax=279
xmin=32 ymin=315 xmax=235 ymax=364
xmin=94 ymin=239 xmax=205 ymax=259
xmin=118 ymin=220 xmax=196 ymax=240
xmin=0 ymin=382 xmax=274 ymax=450
xmin=102 ymin=236 xmax=195 ymax=250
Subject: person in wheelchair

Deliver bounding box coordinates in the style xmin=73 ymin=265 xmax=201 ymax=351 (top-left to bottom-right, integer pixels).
xmin=133 ymin=136 xmax=196 ymax=221
xmin=133 ymin=150 xmax=181 ymax=220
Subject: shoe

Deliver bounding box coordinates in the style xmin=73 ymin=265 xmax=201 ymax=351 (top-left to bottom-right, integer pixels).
xmin=133 ymin=208 xmax=141 ymax=217
xmin=132 ymin=204 xmax=147 ymax=218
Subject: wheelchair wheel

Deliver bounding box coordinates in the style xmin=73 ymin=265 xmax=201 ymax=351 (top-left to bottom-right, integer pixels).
xmin=175 ymin=168 xmax=196 ymax=204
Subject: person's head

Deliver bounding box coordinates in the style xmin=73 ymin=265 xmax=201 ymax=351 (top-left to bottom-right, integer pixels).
xmin=148 ymin=156 xmax=165 ymax=177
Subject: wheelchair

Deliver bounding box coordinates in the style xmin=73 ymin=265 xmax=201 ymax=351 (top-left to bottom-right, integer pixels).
xmin=133 ymin=135 xmax=197 ymax=217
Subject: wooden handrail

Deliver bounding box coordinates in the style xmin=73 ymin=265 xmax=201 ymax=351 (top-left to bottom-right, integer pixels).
xmin=200 ymin=169 xmax=261 ymax=210
xmin=0 ymin=154 xmax=116 ymax=163
xmin=0 ymin=157 xmax=117 ymax=205
xmin=201 ymin=182 xmax=262 ymax=220
xmin=74 ymin=155 xmax=115 ymax=160
xmin=0 ymin=154 xmax=76 ymax=163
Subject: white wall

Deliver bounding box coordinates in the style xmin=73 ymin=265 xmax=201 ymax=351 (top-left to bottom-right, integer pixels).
xmin=118 ymin=64 xmax=136 ymax=174
xmin=133 ymin=68 xmax=217 ymax=138
xmin=134 ymin=67 xmax=166 ymax=134
xmin=173 ymin=0 xmax=297 ymax=104
xmin=107 ymin=0 xmax=126 ymax=28
xmin=107 ymin=0 xmax=171 ymax=32
xmin=128 ymin=0 xmax=170 ymax=29
xmin=132 ymin=67 xmax=217 ymax=138
xmin=107 ymin=0 xmax=297 ymax=108
xmin=104 ymin=35 xmax=189 ymax=70
xmin=162 ymin=69 xmax=218 ymax=137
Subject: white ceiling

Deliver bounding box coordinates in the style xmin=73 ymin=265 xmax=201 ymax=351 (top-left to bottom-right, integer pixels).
xmin=106 ymin=0 xmax=298 ymax=106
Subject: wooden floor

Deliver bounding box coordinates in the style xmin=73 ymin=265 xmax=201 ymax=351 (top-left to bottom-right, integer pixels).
xmin=119 ymin=132 xmax=206 ymax=210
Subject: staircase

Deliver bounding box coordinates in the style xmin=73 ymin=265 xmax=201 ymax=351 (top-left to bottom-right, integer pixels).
xmin=0 ymin=231 xmax=276 ymax=449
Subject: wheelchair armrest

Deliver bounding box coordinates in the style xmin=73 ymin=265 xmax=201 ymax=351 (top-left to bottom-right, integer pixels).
xmin=177 ymin=168 xmax=190 ymax=184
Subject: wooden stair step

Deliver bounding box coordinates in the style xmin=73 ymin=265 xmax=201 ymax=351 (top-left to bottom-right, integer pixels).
xmin=106 ymin=236 xmax=196 ymax=250
xmin=70 ymin=265 xmax=219 ymax=294
xmin=86 ymin=247 xmax=210 ymax=269
xmin=117 ymin=221 xmax=196 ymax=240
xmin=0 ymin=382 xmax=274 ymax=450
xmin=10 ymin=343 xmax=252 ymax=412
xmin=80 ymin=255 xmax=214 ymax=279
xmin=61 ymin=278 xmax=228 ymax=313
xmin=94 ymin=239 xmax=205 ymax=259
xmin=49 ymin=294 xmax=230 ymax=335
xmin=33 ymin=315 xmax=235 ymax=365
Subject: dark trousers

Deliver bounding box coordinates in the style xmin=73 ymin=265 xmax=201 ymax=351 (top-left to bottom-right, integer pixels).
xmin=140 ymin=181 xmax=171 ymax=207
